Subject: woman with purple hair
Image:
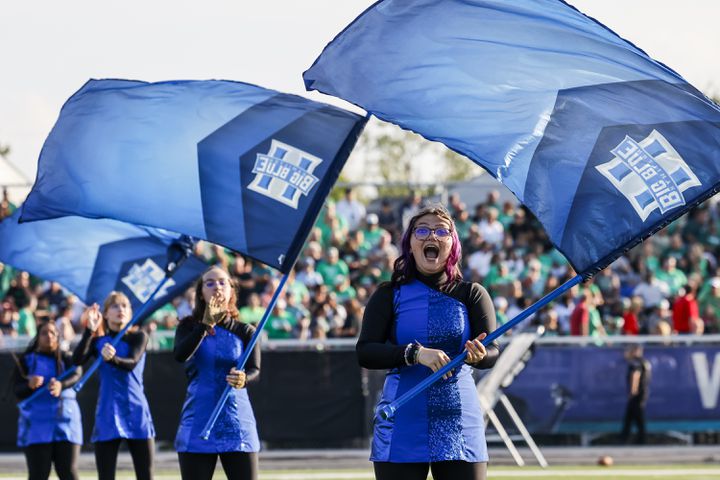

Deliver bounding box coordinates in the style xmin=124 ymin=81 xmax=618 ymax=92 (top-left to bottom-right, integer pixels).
xmin=357 ymin=204 xmax=499 ymax=480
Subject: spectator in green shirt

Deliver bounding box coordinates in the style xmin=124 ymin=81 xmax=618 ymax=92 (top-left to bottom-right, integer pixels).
xmin=239 ymin=293 xmax=265 ymax=325
xmin=655 ymin=256 xmax=687 ymax=297
xmin=316 ymin=247 xmax=349 ymax=288
xmin=265 ymin=299 xmax=296 ymax=339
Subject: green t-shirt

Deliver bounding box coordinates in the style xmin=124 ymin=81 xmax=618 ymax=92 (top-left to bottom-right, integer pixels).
xmin=239 ymin=306 xmax=265 ymax=325
xmin=336 ymin=284 xmax=357 ymax=303
xmin=18 ymin=308 xmax=36 ymax=337
xmin=0 ymin=264 xmax=15 ymax=298
xmin=265 ymin=311 xmax=297 ymax=339
xmin=316 ymin=260 xmax=350 ymax=287
xmin=655 ymin=269 xmax=687 ymax=296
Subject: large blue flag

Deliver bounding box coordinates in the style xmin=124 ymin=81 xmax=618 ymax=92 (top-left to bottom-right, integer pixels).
xmin=0 ymin=210 xmax=207 ymax=321
xmin=20 ymin=79 xmax=367 ymax=272
xmin=304 ymin=0 xmax=720 ymax=275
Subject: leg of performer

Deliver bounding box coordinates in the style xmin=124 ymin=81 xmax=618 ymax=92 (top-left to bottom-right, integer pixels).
xmin=127 ymin=438 xmax=155 ymax=480
xmin=94 ymin=438 xmax=121 ymax=480
xmin=218 ymin=452 xmax=258 ymax=480
xmin=373 ymin=462 xmax=430 ymax=480
xmin=24 ymin=443 xmax=53 ymax=480
xmin=177 ymin=452 xmax=218 ymax=480
xmin=431 ymin=460 xmax=488 ymax=480
xmin=51 ymin=441 xmax=80 ymax=480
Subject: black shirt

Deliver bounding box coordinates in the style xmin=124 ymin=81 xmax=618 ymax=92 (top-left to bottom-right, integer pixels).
xmin=357 ymin=271 xmax=500 ymax=370
xmin=73 ymin=329 xmax=149 ymax=372
xmin=173 ymin=316 xmax=260 ymax=384
xmin=627 ymin=357 xmax=651 ymax=403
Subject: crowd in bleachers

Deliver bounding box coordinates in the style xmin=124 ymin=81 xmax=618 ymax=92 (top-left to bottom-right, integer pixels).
xmin=2 ymin=185 xmax=720 ymax=347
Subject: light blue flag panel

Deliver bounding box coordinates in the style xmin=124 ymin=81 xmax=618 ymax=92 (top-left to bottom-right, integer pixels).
xmin=0 ymin=211 xmax=207 ymax=321
xmin=304 ymin=0 xmax=720 ymax=276
xmin=20 ymin=79 xmax=367 ymax=273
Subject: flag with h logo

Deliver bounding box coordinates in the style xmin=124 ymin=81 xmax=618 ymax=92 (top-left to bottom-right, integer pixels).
xmin=304 ymin=0 xmax=720 ymax=276
xmin=20 ymin=79 xmax=367 ymax=272
xmin=0 ymin=211 xmax=207 ymax=321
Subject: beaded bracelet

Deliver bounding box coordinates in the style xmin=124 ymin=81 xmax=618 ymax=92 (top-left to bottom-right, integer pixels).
xmin=403 ymin=343 xmax=414 ymax=366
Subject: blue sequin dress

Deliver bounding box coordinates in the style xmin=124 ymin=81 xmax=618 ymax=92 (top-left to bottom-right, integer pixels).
xmin=371 ymin=280 xmax=488 ymax=463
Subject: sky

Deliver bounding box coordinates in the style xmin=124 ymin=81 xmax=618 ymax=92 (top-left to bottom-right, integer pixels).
xmin=1 ymin=0 xmax=718 ymax=189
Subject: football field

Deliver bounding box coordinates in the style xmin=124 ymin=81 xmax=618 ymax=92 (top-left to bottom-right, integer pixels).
xmin=2 ymin=465 xmax=720 ymax=480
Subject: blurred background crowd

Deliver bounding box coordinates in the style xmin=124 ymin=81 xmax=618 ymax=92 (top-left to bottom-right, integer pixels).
xmin=2 ymin=185 xmax=719 ymax=349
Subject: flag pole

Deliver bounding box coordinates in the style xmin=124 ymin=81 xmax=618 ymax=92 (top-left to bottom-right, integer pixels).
xmin=73 ymin=238 xmax=192 ymax=393
xmin=200 ymin=272 xmax=289 ymax=440
xmin=379 ymin=274 xmax=583 ymax=420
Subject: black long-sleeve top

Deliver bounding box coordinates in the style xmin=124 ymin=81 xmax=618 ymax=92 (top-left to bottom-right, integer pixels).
xmin=357 ymin=271 xmax=500 ymax=370
xmin=13 ymin=351 xmax=83 ymax=400
xmin=72 ymin=328 xmax=149 ymax=372
xmin=173 ymin=316 xmax=260 ymax=384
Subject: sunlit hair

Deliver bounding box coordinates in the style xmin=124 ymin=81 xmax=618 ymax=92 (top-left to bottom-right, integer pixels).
xmin=190 ymin=266 xmax=240 ymax=322
xmin=391 ymin=203 xmax=463 ymax=287
xmin=100 ymin=291 xmax=133 ymax=335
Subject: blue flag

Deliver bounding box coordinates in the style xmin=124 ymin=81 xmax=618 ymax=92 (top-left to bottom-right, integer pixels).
xmin=304 ymin=0 xmax=720 ymax=275
xmin=20 ymin=79 xmax=367 ymax=272
xmin=0 ymin=211 xmax=207 ymax=321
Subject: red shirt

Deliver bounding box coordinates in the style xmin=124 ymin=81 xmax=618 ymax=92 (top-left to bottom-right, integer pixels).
xmin=570 ymin=302 xmax=589 ymax=336
xmin=673 ymin=294 xmax=699 ymax=333
xmin=622 ymin=312 xmax=639 ymax=335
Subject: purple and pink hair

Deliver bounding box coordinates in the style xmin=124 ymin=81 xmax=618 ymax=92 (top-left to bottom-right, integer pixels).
xmin=391 ymin=204 xmax=463 ymax=286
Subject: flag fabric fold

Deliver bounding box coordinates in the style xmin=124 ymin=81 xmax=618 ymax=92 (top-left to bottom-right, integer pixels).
xmin=20 ymin=79 xmax=367 ymax=272
xmin=0 ymin=211 xmax=206 ymax=321
xmin=304 ymin=0 xmax=720 ymax=275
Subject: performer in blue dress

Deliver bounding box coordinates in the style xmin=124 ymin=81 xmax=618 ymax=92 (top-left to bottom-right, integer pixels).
xmin=73 ymin=291 xmax=155 ymax=480
xmin=14 ymin=321 xmax=83 ymax=480
xmin=357 ymin=204 xmax=500 ymax=480
xmin=173 ymin=266 xmax=260 ymax=480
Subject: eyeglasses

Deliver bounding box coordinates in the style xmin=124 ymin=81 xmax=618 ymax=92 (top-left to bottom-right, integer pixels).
xmin=203 ymin=279 xmax=230 ymax=288
xmin=413 ymin=226 xmax=452 ymax=240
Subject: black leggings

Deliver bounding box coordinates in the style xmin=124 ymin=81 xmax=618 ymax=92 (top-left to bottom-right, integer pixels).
xmin=374 ymin=461 xmax=487 ymax=480
xmin=94 ymin=438 xmax=154 ymax=480
xmin=24 ymin=441 xmax=80 ymax=480
xmin=178 ymin=452 xmax=258 ymax=480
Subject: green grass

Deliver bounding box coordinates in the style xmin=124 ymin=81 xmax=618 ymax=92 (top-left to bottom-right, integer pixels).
xmin=1 ymin=465 xmax=720 ymax=480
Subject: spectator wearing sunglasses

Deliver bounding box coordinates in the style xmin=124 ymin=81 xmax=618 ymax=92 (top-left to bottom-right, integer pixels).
xmin=173 ymin=266 xmax=260 ymax=480
xmin=357 ymin=204 xmax=500 ymax=480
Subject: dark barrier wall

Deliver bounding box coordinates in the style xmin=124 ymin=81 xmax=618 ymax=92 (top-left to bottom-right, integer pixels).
xmin=504 ymin=345 xmax=720 ymax=433
xmin=0 ymin=349 xmax=367 ymax=451
xmin=2 ymin=344 xmax=718 ymax=450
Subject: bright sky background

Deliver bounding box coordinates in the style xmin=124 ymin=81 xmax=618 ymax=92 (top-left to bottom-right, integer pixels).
xmin=1 ymin=0 xmax=718 ymax=185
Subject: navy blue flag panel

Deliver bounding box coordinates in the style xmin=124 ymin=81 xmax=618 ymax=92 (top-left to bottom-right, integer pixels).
xmin=304 ymin=0 xmax=720 ymax=275
xmin=0 ymin=211 xmax=206 ymax=321
xmin=20 ymin=79 xmax=367 ymax=272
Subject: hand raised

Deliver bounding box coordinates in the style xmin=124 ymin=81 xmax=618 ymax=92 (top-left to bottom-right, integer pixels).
xmin=203 ymin=291 xmax=227 ymax=327
xmin=82 ymin=304 xmax=103 ymax=332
